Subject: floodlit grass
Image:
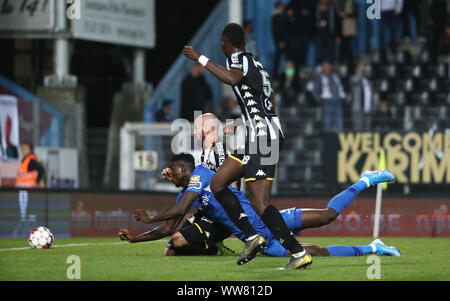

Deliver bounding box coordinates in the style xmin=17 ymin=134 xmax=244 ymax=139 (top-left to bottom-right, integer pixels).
xmin=1 ymin=237 xmax=448 ymax=281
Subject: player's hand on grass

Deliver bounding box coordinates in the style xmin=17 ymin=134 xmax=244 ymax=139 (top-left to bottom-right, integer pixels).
xmin=133 ymin=209 xmax=151 ymax=224
xmin=183 ymin=46 xmax=200 ymax=61
xmin=118 ymin=229 xmax=135 ymax=243
xmin=161 ymin=167 xmax=173 ymax=181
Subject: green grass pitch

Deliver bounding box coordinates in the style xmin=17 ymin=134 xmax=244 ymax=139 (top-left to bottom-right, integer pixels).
xmin=0 ymin=237 xmax=449 ymax=281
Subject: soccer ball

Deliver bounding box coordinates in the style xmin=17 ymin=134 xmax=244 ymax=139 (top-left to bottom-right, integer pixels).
xmin=28 ymin=226 xmax=54 ymax=249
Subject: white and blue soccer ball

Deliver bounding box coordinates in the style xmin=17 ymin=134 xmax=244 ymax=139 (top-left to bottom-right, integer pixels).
xmin=28 ymin=226 xmax=54 ymax=249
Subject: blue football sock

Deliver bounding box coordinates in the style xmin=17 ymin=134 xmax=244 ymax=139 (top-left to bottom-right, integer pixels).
xmin=326 ymin=180 xmax=368 ymax=214
xmin=325 ymin=245 xmax=375 ymax=257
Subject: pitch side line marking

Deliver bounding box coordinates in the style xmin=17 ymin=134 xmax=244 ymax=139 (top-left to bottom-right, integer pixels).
xmin=0 ymin=237 xmax=241 ymax=252
xmin=0 ymin=240 xmax=165 ymax=252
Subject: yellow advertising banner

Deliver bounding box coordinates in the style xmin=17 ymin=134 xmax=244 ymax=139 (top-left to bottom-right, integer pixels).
xmin=337 ymin=132 xmax=450 ymax=184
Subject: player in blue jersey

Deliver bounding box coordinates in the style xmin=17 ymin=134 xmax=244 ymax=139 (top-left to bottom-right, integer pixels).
xmin=119 ymin=153 xmax=400 ymax=259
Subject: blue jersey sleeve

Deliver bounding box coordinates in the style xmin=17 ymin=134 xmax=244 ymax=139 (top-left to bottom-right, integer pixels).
xmin=175 ymin=190 xmax=202 ymax=209
xmin=175 ymin=191 xmax=184 ymax=204
xmin=185 ymin=166 xmax=213 ymax=194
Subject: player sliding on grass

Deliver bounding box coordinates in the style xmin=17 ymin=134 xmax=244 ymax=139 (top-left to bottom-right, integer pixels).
xmin=118 ymin=153 xmax=401 ymax=260
xmin=184 ymin=23 xmax=311 ymax=270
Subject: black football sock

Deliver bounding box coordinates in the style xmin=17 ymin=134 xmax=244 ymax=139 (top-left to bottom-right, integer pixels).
xmin=214 ymin=188 xmax=258 ymax=239
xmin=261 ymin=205 xmax=304 ymax=254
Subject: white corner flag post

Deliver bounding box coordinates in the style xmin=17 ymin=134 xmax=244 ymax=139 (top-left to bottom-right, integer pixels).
xmin=373 ymin=149 xmax=387 ymax=238
xmin=373 ymin=183 xmax=383 ymax=238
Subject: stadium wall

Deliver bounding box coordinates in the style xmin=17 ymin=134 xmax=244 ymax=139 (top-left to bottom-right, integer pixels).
xmin=0 ymin=190 xmax=448 ymax=238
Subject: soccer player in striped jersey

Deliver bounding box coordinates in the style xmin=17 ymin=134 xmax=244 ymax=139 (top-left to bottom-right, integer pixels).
xmin=184 ymin=23 xmax=310 ymax=269
xmin=194 ymin=113 xmax=228 ymax=172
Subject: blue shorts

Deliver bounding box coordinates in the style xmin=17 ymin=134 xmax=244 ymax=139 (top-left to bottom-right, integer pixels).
xmin=261 ymin=207 xmax=302 ymax=257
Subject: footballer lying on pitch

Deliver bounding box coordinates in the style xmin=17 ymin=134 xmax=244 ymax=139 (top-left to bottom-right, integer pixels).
xmin=118 ymin=154 xmax=401 ymax=259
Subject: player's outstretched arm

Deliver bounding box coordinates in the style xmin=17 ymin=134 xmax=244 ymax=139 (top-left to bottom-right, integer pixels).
xmin=140 ymin=191 xmax=200 ymax=225
xmin=118 ymin=217 xmax=182 ymax=243
xmin=183 ymin=46 xmax=243 ymax=86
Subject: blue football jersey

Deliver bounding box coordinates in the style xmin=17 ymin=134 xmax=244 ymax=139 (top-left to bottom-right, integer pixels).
xmin=176 ymin=165 xmax=292 ymax=256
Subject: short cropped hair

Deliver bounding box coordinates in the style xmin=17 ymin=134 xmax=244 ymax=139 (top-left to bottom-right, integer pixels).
xmin=170 ymin=153 xmax=195 ymax=171
xmin=222 ymin=23 xmax=246 ymax=49
xmin=21 ymin=141 xmax=34 ymax=153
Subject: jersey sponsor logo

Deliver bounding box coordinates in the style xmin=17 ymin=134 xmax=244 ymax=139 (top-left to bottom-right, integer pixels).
xmin=246 ymin=100 xmax=257 ymax=106
xmin=231 ymin=52 xmax=240 ymax=64
xmin=280 ymin=208 xmax=292 ymax=215
xmin=216 ymin=142 xmax=226 ymax=167
xmin=257 ymin=129 xmax=267 ymax=137
xmin=252 ymin=57 xmax=264 ymax=69
xmin=264 ymin=98 xmax=273 ymax=111
xmin=201 ymin=216 xmax=213 ymax=224
xmin=243 ymin=92 xmax=253 ymax=98
xmin=201 ymin=194 xmax=210 ymax=206
xmin=201 ymin=162 xmax=216 ymax=171
xmin=239 ymin=213 xmax=248 ymax=220
xmin=244 ymin=92 xmax=253 ymax=98
xmin=188 ymin=175 xmax=202 ymax=190
xmin=205 ymin=231 xmax=211 ymax=238
xmin=188 ymin=181 xmax=202 ymax=190
xmin=242 ymin=155 xmax=250 ymax=165
xmin=190 ymin=175 xmax=200 ymax=182
xmin=255 ymin=122 xmax=266 ymax=129
xmin=230 ymin=63 xmax=243 ymax=69
xmin=250 ymin=107 xmax=260 ymax=114
xmin=256 ymin=170 xmax=266 ymax=177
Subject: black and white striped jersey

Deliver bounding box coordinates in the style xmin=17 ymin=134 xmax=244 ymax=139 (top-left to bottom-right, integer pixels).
xmin=199 ymin=140 xmax=228 ymax=172
xmin=226 ymin=51 xmax=284 ymax=144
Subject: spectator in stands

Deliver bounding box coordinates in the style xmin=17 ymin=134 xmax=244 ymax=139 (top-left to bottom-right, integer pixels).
xmin=350 ymin=62 xmax=374 ymax=131
xmin=285 ymin=6 xmax=302 ymax=73
xmin=243 ymin=20 xmax=260 ymax=58
xmin=221 ymin=96 xmax=241 ymax=121
xmin=313 ymin=62 xmax=346 ymax=132
xmin=401 ymin=0 xmax=421 ymax=43
xmin=336 ymin=0 xmax=357 ymax=65
xmin=287 ymin=0 xmax=317 ymax=72
xmin=272 ymin=1 xmax=288 ymax=79
xmin=154 ymin=100 xmax=173 ymax=123
xmin=427 ymin=0 xmax=449 ymax=63
xmin=379 ymin=0 xmax=404 ymax=61
xmin=373 ymin=98 xmax=395 ymax=131
xmin=441 ymin=20 xmax=450 ymax=59
xmin=315 ymin=0 xmax=339 ymax=64
xmin=4 ymin=115 xmax=18 ymax=160
xmin=278 ymin=59 xmax=301 ymax=106
xmin=180 ymin=63 xmax=213 ymax=122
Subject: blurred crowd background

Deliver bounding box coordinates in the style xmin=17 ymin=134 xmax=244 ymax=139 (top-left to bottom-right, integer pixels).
xmin=0 ymin=0 xmax=449 ymax=194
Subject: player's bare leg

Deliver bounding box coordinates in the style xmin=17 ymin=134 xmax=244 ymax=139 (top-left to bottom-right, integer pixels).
xmin=164 ymin=232 xmax=189 ymax=256
xmin=293 ymin=241 xmax=400 ymax=257
xmin=299 ymin=243 xmax=330 ymax=257
xmin=300 ymin=170 xmax=396 ymax=231
xmin=210 ymin=158 xmax=266 ymax=265
xmin=300 ymin=208 xmax=339 ymax=229
xmin=246 ymin=180 xmax=312 ymax=270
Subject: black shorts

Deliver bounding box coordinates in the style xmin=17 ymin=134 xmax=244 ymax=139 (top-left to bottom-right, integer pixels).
xmin=229 ymin=137 xmax=284 ymax=182
xmin=178 ymin=211 xmax=231 ymax=251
